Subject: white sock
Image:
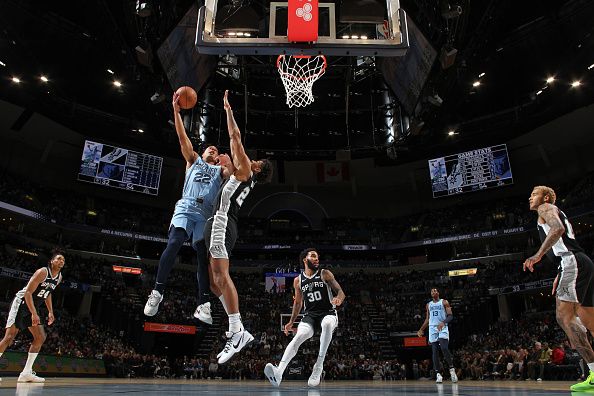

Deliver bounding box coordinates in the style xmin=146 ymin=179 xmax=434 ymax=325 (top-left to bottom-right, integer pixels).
xmin=228 ymin=313 xmax=242 ymax=333
xmin=0 ymin=352 xmax=3 ymax=358
xmin=588 ymin=362 xmax=594 ymax=373
xmin=219 ymin=295 xmax=229 ymax=315
xmin=24 ymin=352 xmax=38 ymax=372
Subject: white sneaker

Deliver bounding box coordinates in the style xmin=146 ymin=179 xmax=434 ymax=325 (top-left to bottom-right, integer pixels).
xmin=264 ymin=363 xmax=282 ymax=387
xmin=450 ymin=368 xmax=458 ymax=383
xmin=436 ymin=373 xmax=443 ymax=383
xmin=218 ymin=329 xmax=254 ymax=364
xmin=194 ymin=302 xmax=213 ymax=325
xmin=308 ymin=363 xmax=323 ymax=387
xmin=537 ymin=377 xmax=542 ymax=381
xmin=18 ymin=371 xmax=45 ymax=383
xmin=144 ymin=290 xmax=163 ymax=316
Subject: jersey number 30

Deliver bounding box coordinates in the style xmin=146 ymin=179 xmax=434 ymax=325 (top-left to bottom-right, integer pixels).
xmin=307 ymin=291 xmax=322 ymax=302
xmin=37 ymin=290 xmax=50 ymax=299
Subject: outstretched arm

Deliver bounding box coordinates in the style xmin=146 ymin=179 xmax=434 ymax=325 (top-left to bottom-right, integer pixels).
xmin=223 ymin=90 xmax=251 ymax=180
xmin=172 ymin=93 xmax=198 ymax=167
xmin=322 ymin=269 xmax=345 ymax=306
xmin=523 ymin=203 xmax=565 ymax=272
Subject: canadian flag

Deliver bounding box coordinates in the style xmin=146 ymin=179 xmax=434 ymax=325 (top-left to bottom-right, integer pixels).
xmin=316 ymin=162 xmax=350 ymax=183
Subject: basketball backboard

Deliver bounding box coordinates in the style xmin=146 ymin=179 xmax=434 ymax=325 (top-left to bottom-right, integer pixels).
xmin=195 ymin=0 xmax=409 ymax=56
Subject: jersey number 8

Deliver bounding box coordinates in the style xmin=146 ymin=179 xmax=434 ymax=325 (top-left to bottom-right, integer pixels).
xmin=307 ymin=291 xmax=322 ymax=302
xmin=36 ymin=290 xmax=50 ymax=299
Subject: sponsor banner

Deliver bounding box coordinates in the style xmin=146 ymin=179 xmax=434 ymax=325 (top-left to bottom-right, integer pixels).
xmin=0 ymin=267 xmax=88 ymax=291
xmin=448 ymin=268 xmax=478 ymax=277
xmin=342 ymin=245 xmax=370 ymax=251
xmin=144 ymin=322 xmax=196 ymax=335
xmin=386 ymin=226 xmax=528 ymax=249
xmin=0 ymin=351 xmax=105 ymax=375
xmin=489 ymin=278 xmax=554 ymax=295
xmin=404 ymin=337 xmax=427 ymax=347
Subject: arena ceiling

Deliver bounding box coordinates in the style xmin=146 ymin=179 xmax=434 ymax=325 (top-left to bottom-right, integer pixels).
xmin=0 ymin=0 xmax=593 ymax=162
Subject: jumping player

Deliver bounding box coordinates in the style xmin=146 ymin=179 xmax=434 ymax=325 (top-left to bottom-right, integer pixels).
xmin=417 ymin=288 xmax=458 ymax=383
xmin=205 ymin=90 xmax=273 ymax=364
xmin=524 ymin=186 xmax=594 ymax=392
xmin=265 ymin=248 xmax=345 ymax=387
xmin=144 ymin=92 xmax=232 ymax=324
xmin=0 ymin=249 xmax=64 ymax=383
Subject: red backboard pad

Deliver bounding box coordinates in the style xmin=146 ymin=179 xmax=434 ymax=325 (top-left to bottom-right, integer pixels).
xmin=288 ymin=0 xmax=318 ymax=42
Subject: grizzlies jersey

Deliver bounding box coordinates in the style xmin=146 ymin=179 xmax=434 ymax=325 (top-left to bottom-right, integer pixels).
xmin=211 ymin=173 xmax=256 ymax=223
xmin=428 ymin=299 xmax=447 ymax=327
xmin=15 ymin=267 xmax=62 ymax=307
xmin=538 ymin=208 xmax=583 ymax=268
xmin=174 ymin=156 xmax=222 ymax=218
xmin=299 ymin=269 xmax=335 ymax=315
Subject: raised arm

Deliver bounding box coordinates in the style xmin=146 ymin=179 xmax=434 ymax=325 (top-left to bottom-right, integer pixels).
xmin=23 ymin=268 xmax=47 ymax=326
xmin=524 ymin=203 xmax=565 ymax=272
xmin=172 ymin=93 xmax=198 ymax=168
xmin=223 ymin=90 xmax=251 ymax=180
xmin=284 ymin=276 xmax=304 ymax=335
xmin=322 ymin=269 xmax=346 ymax=306
xmin=417 ymin=303 xmax=429 ymax=337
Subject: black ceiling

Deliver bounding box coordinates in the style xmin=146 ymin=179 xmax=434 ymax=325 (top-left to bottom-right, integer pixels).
xmin=1 ymin=0 xmax=593 ymax=162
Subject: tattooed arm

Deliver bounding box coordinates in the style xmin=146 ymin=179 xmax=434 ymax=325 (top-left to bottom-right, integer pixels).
xmin=523 ymin=203 xmax=565 ymax=272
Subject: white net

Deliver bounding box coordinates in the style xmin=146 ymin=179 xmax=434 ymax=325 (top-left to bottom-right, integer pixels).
xmin=277 ymin=55 xmax=327 ymax=108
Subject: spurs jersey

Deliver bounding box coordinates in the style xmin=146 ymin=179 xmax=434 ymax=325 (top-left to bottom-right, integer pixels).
xmin=15 ymin=267 xmax=62 ymax=306
xmin=299 ymin=269 xmax=336 ymax=315
xmin=537 ymin=208 xmax=583 ymax=269
xmin=211 ymin=173 xmax=256 ymax=222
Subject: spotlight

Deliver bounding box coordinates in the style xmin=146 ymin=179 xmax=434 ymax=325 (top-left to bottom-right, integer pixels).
xmin=546 ymin=76 xmax=555 ymax=84
xmin=138 ymin=129 xmax=144 ymax=133
xmin=342 ymin=35 xmax=349 ymax=39
xmin=107 ymin=69 xmax=114 ymax=74
xmin=228 ymin=32 xmax=237 ymax=36
xmin=113 ymin=80 xmax=122 ymax=87
xmin=478 ymin=72 xmax=485 ymax=78
xmin=40 ymin=76 xmax=48 ymax=83
xmin=351 ymin=35 xmax=359 ymax=39
xmin=571 ymin=80 xmax=581 ymax=88
xmin=588 ymin=63 xmax=594 ymax=70
xmin=360 ymin=35 xmax=368 ymax=40
xmin=472 ymin=81 xmax=480 ymax=87
xmin=448 ymin=130 xmax=455 ymax=136
xmin=0 ymin=60 xmax=5 ymax=67
xmin=244 ymin=33 xmax=251 ymax=37
xmin=11 ymin=77 xmax=20 ymax=83
xmin=536 ymin=90 xmax=543 ymax=95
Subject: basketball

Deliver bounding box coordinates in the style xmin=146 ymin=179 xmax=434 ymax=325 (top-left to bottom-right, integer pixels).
xmin=176 ymin=86 xmax=198 ymax=109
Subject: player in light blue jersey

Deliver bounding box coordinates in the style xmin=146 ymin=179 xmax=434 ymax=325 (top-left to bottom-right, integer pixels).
xmin=417 ymin=288 xmax=457 ymax=383
xmin=144 ymin=92 xmax=232 ymax=322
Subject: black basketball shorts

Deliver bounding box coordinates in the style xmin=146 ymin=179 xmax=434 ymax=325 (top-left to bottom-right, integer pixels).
xmin=557 ymin=252 xmax=594 ymax=307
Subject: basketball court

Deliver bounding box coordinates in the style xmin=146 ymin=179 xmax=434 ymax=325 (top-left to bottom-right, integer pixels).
xmin=0 ymin=379 xmax=583 ymax=396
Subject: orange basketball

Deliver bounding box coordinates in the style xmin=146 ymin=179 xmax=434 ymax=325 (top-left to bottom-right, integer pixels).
xmin=176 ymin=86 xmax=198 ymax=109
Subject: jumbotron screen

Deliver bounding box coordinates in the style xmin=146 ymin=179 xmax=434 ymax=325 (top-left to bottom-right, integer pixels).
xmin=77 ymin=140 xmax=163 ymax=195
xmin=429 ymin=144 xmax=513 ymax=198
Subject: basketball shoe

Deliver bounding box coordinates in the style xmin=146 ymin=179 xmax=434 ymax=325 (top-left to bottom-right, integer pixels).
xmin=218 ymin=329 xmax=254 ymax=364
xmin=450 ymin=368 xmax=458 ymax=383
xmin=264 ymin=363 xmax=283 ymax=387
xmin=144 ymin=290 xmax=163 ymax=316
xmin=571 ymin=371 xmax=594 ymax=391
xmin=194 ymin=302 xmax=213 ymax=324
xmin=308 ymin=363 xmax=324 ymax=387
xmin=436 ymin=373 xmax=443 ymax=383
xmin=18 ymin=371 xmax=45 ymax=383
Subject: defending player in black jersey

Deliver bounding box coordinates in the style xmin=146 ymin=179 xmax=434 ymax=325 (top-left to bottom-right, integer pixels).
xmin=0 ymin=249 xmax=64 ymax=383
xmin=523 ymin=186 xmax=594 ymax=392
xmin=265 ymin=248 xmax=346 ymax=387
xmin=205 ymin=90 xmax=273 ymax=364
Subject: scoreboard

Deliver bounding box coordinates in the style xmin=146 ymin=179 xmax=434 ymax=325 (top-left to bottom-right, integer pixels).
xmin=429 ymin=144 xmax=513 ymax=198
xmin=78 ymin=140 xmax=163 ymax=195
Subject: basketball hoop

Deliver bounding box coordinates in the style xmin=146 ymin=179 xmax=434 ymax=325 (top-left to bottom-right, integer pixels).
xmin=276 ymin=55 xmax=327 ymax=108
